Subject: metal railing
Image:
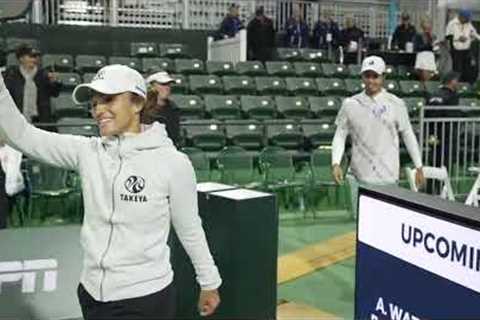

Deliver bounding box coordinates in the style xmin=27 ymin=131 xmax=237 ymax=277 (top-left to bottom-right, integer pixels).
xmin=34 ymin=0 xmax=431 ymax=39
xmin=419 ymin=106 xmax=480 ymax=199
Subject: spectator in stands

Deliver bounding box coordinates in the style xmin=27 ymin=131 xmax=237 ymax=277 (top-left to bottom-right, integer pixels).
xmin=312 ymin=12 xmax=340 ymax=49
xmin=446 ymin=9 xmax=480 ymax=83
xmin=427 ymin=71 xmax=460 ymax=107
xmin=392 ymin=13 xmax=416 ymax=51
xmin=0 ymin=138 xmax=25 ymax=229
xmin=2 ymin=44 xmax=61 ymax=124
xmin=247 ymin=6 xmax=275 ymax=62
xmin=144 ymin=71 xmax=181 ymax=147
xmin=284 ymin=14 xmax=309 ymax=48
xmin=0 ymin=65 xmax=221 ymax=318
xmin=425 ymin=71 xmax=461 ymax=192
xmin=217 ymin=4 xmax=244 ymax=39
xmin=339 ymin=16 xmax=364 ymax=64
xmin=414 ymin=18 xmax=437 ymax=83
xmin=332 ymin=56 xmax=424 ymax=217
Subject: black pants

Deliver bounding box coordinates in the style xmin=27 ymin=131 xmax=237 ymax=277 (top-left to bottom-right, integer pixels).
xmin=77 ymin=283 xmax=176 ymax=320
xmin=0 ymin=169 xmax=9 ymax=229
xmin=451 ymin=49 xmax=471 ymax=82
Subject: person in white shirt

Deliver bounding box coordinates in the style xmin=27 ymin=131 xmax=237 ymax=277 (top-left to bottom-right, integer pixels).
xmin=331 ymin=56 xmax=425 ymax=217
xmin=0 ymin=140 xmax=24 ymax=228
xmin=445 ymin=9 xmax=480 ymax=82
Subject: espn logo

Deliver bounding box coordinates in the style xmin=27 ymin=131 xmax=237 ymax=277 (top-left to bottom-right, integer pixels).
xmin=0 ymin=259 xmax=58 ymax=293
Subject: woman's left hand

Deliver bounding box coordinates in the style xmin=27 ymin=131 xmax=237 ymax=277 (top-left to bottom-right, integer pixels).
xmin=198 ymin=289 xmax=220 ymax=317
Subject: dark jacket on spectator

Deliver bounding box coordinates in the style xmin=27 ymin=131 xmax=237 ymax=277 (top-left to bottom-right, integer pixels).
xmin=284 ymin=18 xmax=309 ymax=48
xmin=144 ymin=99 xmax=181 ymax=147
xmin=392 ymin=24 xmax=416 ymax=50
xmin=413 ymin=32 xmax=435 ymax=52
xmin=2 ymin=65 xmax=61 ymax=123
xmin=426 ymin=86 xmax=459 ymax=108
xmin=339 ymin=26 xmax=364 ymax=48
xmin=218 ymin=15 xmax=244 ymax=39
xmin=247 ymin=15 xmax=275 ymax=62
xmin=313 ymin=20 xmax=340 ymax=49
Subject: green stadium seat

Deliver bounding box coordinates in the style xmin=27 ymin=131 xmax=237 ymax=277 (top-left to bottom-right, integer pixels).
xmin=384 ymin=79 xmax=402 ymax=95
xmin=180 ymin=147 xmax=211 ymax=182
xmin=182 ymin=120 xmax=226 ymax=151
xmin=458 ymin=82 xmax=476 ymax=98
xmin=264 ymin=119 xmax=304 ymax=150
xmin=347 ymin=64 xmax=361 ymax=77
xmin=424 ymin=81 xmax=442 ymax=96
xmin=300 ymin=49 xmax=328 ymax=62
xmin=82 ymin=73 xmax=96 ymax=83
xmin=206 ymin=61 xmax=235 ymax=75
xmin=53 ymin=93 xmax=89 ymax=119
xmin=56 ymin=118 xmax=98 ymax=136
xmin=170 ymin=94 xmax=204 ymax=120
xmin=159 ymin=43 xmax=189 ymax=59
xmin=255 ymin=77 xmax=286 ymax=95
xmin=175 ymin=59 xmax=205 ymax=75
xmin=384 ymin=65 xmax=396 ymax=78
xmin=300 ymin=120 xmax=336 ymax=148
xmin=75 ymin=55 xmax=106 ymax=73
xmin=224 ymin=120 xmax=264 ymax=151
xmin=308 ymin=96 xmax=341 ymax=119
xmin=216 ymin=146 xmax=260 ymax=187
xmin=321 ymin=63 xmax=349 ymax=78
xmin=258 ymin=146 xmax=304 ymax=194
xmin=276 ymin=48 xmax=302 ymax=61
xmin=25 ymin=159 xmax=73 ymax=224
xmin=42 ymin=54 xmax=74 ymax=72
xmin=344 ymin=78 xmax=365 ymax=94
xmin=399 ymin=80 xmax=426 ymax=97
xmin=315 ymin=78 xmax=348 ymax=96
xmin=460 ymin=98 xmax=480 ymax=107
xmin=130 ymin=42 xmax=158 ymax=57
xmin=203 ymin=94 xmax=241 ymax=120
xmin=396 ymin=65 xmax=414 ymax=80
xmin=235 ymin=61 xmax=266 ymax=76
xmin=189 ymin=75 xmax=223 ymax=94
xmin=403 ymin=97 xmax=425 ymax=117
xmin=240 ymin=95 xmax=276 ymax=120
xmin=108 ymin=56 xmax=142 ymax=71
xmin=293 ymin=62 xmax=322 ymax=77
xmin=142 ymin=57 xmax=174 ymax=73
xmin=170 ymin=74 xmax=189 ymax=94
xmin=56 ymin=72 xmax=82 ymax=90
xmin=275 ymin=96 xmax=311 ymax=119
xmin=6 ymin=52 xmax=17 ymax=66
xmin=285 ymin=77 xmax=317 ymax=96
xmin=222 ymin=75 xmax=256 ymax=95
xmin=265 ymin=61 xmax=295 ymax=76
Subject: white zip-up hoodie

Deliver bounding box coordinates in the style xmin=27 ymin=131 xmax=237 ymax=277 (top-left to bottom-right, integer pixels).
xmin=0 ymin=76 xmax=222 ymax=302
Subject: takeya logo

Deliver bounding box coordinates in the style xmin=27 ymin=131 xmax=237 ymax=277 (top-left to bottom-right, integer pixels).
xmin=121 ymin=176 xmax=148 ymax=202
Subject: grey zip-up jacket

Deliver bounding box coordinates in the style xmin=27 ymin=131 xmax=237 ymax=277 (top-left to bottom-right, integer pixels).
xmin=0 ymin=76 xmax=222 ymax=302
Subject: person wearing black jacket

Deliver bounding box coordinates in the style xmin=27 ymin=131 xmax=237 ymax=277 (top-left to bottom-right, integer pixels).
xmin=247 ymin=6 xmax=275 ymax=63
xmin=392 ymin=13 xmax=416 ymax=51
xmin=339 ymin=16 xmax=364 ymax=64
xmin=144 ymin=71 xmax=181 ymax=147
xmin=2 ymin=44 xmax=61 ymax=124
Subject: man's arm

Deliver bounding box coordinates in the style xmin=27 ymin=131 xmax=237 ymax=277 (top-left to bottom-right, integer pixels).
xmin=332 ymin=101 xmax=350 ymax=184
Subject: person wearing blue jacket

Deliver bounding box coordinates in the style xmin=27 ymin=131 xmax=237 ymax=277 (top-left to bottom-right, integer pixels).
xmin=218 ymin=4 xmax=244 ymax=39
xmin=284 ymin=15 xmax=309 ymax=48
xmin=0 ymin=65 xmax=222 ymax=319
xmin=312 ymin=14 xmax=340 ymax=49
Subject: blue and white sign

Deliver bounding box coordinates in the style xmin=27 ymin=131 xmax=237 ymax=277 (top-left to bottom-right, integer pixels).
xmin=355 ymin=192 xmax=480 ymax=319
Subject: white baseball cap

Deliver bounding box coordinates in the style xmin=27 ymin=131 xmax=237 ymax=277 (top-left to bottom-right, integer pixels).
xmin=72 ymin=64 xmax=147 ymax=104
xmin=360 ymin=56 xmax=386 ymax=75
xmin=146 ymin=71 xmax=175 ymax=85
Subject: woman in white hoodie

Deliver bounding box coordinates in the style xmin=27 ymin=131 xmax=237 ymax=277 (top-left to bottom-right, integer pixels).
xmin=0 ymin=65 xmax=221 ymax=319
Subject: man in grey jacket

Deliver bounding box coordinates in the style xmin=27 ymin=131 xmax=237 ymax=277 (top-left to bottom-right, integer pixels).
xmin=0 ymin=65 xmax=221 ymax=319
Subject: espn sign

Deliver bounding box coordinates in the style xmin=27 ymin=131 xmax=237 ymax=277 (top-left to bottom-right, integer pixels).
xmin=0 ymin=259 xmax=58 ymax=293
